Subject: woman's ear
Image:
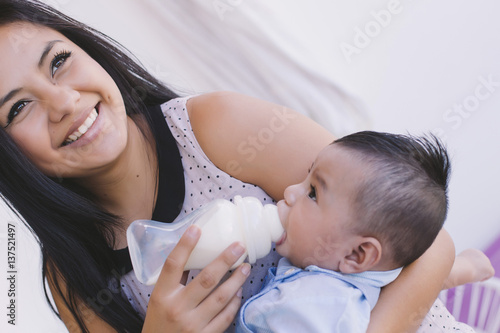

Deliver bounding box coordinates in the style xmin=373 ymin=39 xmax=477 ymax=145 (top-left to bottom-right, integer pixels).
xmin=339 ymin=237 xmax=382 ymax=274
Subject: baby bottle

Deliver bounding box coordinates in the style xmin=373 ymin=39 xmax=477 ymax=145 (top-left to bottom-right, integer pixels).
xmin=127 ymin=195 xmax=284 ymax=285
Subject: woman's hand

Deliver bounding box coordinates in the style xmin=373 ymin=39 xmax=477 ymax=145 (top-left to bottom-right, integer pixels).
xmin=142 ymin=225 xmax=250 ymax=332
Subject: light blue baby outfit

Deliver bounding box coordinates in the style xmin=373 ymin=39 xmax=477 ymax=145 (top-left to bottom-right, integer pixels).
xmin=236 ymin=257 xmax=402 ymax=333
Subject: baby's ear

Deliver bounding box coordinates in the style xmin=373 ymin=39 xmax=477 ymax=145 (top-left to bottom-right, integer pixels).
xmin=339 ymin=237 xmax=382 ymax=274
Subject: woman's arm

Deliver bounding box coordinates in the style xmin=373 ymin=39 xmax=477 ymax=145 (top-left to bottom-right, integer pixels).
xmin=188 ymin=91 xmax=335 ymax=200
xmin=368 ymin=229 xmax=455 ymax=333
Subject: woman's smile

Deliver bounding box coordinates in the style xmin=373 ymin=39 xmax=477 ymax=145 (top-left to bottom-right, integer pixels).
xmin=0 ymin=22 xmax=129 ymax=177
xmin=62 ymin=103 xmax=99 ymax=147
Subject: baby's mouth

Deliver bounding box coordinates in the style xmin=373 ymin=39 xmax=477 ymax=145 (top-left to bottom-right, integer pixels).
xmin=275 ymin=231 xmax=286 ymax=246
xmin=62 ymin=105 xmax=98 ymax=146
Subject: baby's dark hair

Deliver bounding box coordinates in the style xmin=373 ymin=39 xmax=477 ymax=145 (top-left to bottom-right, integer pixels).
xmin=333 ymin=131 xmax=451 ymax=267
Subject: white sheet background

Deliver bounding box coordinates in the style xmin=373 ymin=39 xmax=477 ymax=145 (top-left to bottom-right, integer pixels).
xmin=1 ymin=1 xmax=499 ymax=331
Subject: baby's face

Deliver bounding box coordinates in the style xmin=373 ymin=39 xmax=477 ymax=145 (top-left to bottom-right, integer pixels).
xmin=276 ymin=144 xmax=367 ymax=270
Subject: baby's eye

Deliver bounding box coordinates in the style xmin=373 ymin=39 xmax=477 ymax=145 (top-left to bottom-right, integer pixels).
xmin=308 ymin=185 xmax=317 ymax=201
xmin=5 ymin=100 xmax=29 ymax=127
xmin=51 ymin=50 xmax=72 ymax=77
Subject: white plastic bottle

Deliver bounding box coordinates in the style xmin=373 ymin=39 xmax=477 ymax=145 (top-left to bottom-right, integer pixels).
xmin=127 ymin=195 xmax=284 ymax=285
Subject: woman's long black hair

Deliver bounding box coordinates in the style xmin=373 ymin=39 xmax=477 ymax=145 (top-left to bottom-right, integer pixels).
xmin=0 ymin=1 xmax=177 ymax=331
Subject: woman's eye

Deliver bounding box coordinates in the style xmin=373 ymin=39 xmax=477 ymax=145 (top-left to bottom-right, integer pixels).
xmin=5 ymin=101 xmax=29 ymax=127
xmin=51 ymin=50 xmax=72 ymax=77
xmin=308 ymin=185 xmax=317 ymax=201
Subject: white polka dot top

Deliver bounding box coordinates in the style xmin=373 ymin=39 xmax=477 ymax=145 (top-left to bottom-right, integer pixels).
xmin=119 ymin=96 xmax=281 ymax=329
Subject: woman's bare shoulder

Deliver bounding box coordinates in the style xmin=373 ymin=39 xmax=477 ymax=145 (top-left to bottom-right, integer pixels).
xmin=187 ymin=91 xmax=334 ymax=199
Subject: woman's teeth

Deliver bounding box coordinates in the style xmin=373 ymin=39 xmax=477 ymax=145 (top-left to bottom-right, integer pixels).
xmin=64 ymin=108 xmax=98 ymax=145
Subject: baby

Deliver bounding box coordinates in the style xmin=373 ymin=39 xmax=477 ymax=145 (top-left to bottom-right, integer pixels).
xmin=236 ymin=131 xmax=494 ymax=333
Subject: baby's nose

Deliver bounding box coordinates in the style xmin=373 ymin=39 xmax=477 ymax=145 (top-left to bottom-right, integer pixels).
xmin=283 ymin=184 xmax=303 ymax=206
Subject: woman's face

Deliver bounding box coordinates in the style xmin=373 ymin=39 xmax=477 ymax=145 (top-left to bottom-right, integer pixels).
xmin=0 ymin=22 xmax=129 ymax=178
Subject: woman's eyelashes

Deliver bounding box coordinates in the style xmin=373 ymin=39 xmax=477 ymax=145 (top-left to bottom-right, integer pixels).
xmin=308 ymin=184 xmax=317 ymax=201
xmin=6 ymin=100 xmax=30 ymax=127
xmin=4 ymin=50 xmax=73 ymax=127
xmin=50 ymin=50 xmax=72 ymax=77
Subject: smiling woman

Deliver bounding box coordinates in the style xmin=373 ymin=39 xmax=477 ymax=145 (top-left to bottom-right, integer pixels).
xmin=0 ymin=23 xmax=133 ymax=178
xmin=0 ymin=2 xmax=179 ymax=331
xmin=0 ymin=1 xmax=459 ymax=333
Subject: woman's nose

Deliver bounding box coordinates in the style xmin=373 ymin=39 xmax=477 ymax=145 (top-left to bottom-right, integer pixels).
xmin=44 ymin=85 xmax=80 ymax=122
xmin=283 ymin=183 xmax=305 ymax=206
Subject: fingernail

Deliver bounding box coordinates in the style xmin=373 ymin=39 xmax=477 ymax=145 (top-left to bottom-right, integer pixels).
xmin=186 ymin=225 xmax=200 ymax=238
xmin=236 ymin=288 xmax=243 ymax=297
xmin=232 ymin=243 xmax=245 ymax=257
xmin=241 ymin=264 xmax=250 ymax=276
